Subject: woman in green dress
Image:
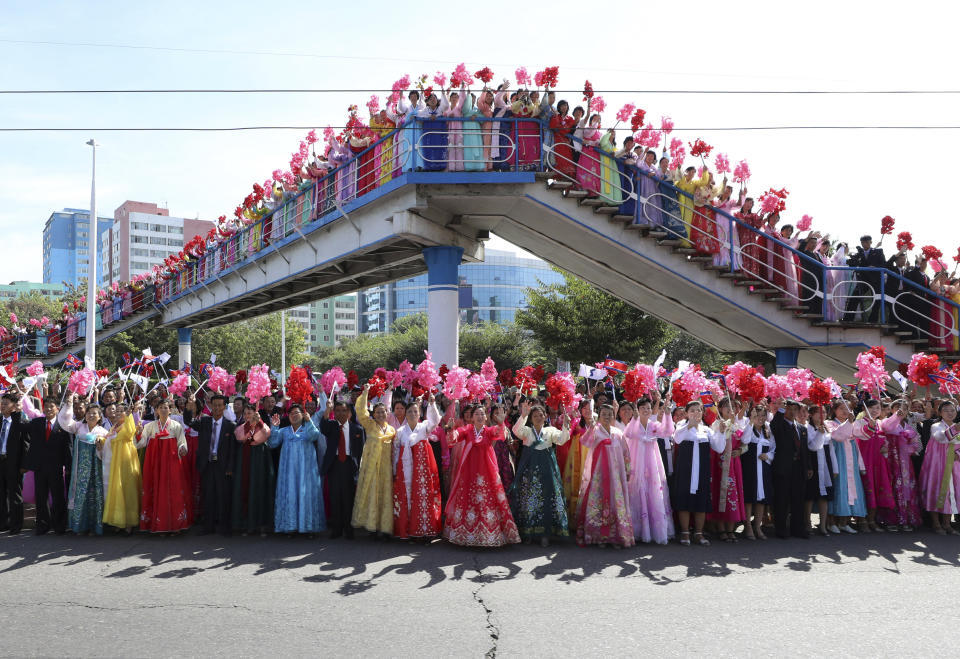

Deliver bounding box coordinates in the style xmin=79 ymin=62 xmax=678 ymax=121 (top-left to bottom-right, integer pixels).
xmin=232 ymin=404 xmax=275 ymax=535
xmin=508 ymin=400 xmax=571 ymax=547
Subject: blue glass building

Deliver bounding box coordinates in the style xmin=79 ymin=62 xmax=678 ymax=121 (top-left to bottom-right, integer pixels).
xmin=358 ymin=249 xmax=563 ymax=334
xmin=42 ymin=208 xmax=114 ymax=287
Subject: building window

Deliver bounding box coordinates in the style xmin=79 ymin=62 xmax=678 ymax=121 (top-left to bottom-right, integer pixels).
xmin=132 ymin=235 xmax=148 ymax=244
xmin=322 ymin=313 xmax=328 ymax=320
xmin=149 ymin=237 xmax=166 ymax=245
xmin=168 ymin=225 xmax=183 ymax=234
xmin=132 ymin=221 xmax=149 ymax=231
xmin=323 ymin=335 xmax=329 ymax=342
xmin=150 ymin=224 xmax=166 ymax=232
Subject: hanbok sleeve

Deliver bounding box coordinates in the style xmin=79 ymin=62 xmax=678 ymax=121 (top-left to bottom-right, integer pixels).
xmin=267 ymin=425 xmax=285 ymax=448
xmin=765 ymin=430 xmax=776 ymax=461
xmin=301 ymin=418 xmax=320 ymax=443
xmin=20 ymin=395 xmax=43 ymax=420
xmin=829 ymin=439 xmax=839 ymax=475
xmin=880 ymin=414 xmax=901 ymax=436
xmin=425 ymin=401 xmax=441 ymax=433
xmin=579 ymin=425 xmax=599 ymax=449
xmin=354 ymin=390 xmax=377 ymax=436
xmin=57 ymin=404 xmax=80 ymax=435
xmin=709 ymin=426 xmax=727 ymax=453
xmin=135 ymin=422 xmax=154 ymax=450
xmin=172 ymin=420 xmax=187 ymax=453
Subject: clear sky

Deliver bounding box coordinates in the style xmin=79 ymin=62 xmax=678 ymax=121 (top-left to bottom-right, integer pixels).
xmin=2 ymin=0 xmax=958 ymax=282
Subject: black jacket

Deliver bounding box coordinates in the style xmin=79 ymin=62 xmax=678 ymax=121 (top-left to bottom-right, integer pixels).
xmin=319 ymin=417 xmax=365 ymax=475
xmin=23 ymin=416 xmax=71 ymax=473
xmin=0 ymin=412 xmax=29 ymax=476
xmin=186 ymin=413 xmax=237 ymax=474
xmin=847 ymin=246 xmax=887 ymax=285
xmin=770 ymin=410 xmax=810 ymax=475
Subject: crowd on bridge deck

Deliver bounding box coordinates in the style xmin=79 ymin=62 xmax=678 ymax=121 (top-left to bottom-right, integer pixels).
xmin=2 ymin=346 xmax=960 ymax=551
xmin=6 ymin=64 xmax=958 ymax=363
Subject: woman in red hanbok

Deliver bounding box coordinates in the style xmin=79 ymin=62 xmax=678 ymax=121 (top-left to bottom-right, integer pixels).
xmin=393 ymin=395 xmax=443 ymax=539
xmin=690 ymin=172 xmax=720 ymax=256
xmin=349 ymin=129 xmax=377 ymax=197
xmin=443 ymin=405 xmax=520 ymax=547
xmin=136 ymin=399 xmax=192 ymax=533
xmin=707 ymin=400 xmax=748 ymax=540
xmin=576 ymin=404 xmax=634 ymax=548
xmin=511 ymin=90 xmax=541 ymax=170
xmin=549 ymin=101 xmax=577 ymax=180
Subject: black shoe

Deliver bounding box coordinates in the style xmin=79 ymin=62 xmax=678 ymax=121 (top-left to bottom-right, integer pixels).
xmin=34 ymin=528 xmax=49 ymax=536
xmin=329 ymin=530 xmax=342 ymax=540
xmin=197 ymin=529 xmax=212 ymax=536
xmin=345 ymin=528 xmax=354 ymax=539
xmin=7 ymin=529 xmax=20 ymax=536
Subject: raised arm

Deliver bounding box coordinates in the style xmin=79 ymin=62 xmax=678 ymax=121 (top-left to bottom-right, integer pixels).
xmin=354 ymin=389 xmax=376 ymax=435
xmin=425 ymin=398 xmax=441 ymax=433
xmin=57 ymin=397 xmax=80 ymax=434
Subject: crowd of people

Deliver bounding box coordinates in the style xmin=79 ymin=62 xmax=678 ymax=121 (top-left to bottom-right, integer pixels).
xmin=2 ymin=351 xmax=960 ymax=552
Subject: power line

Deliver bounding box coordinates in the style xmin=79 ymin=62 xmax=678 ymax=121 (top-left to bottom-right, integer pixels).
xmin=2 ymin=88 xmax=958 ymax=95
xmin=0 ymin=38 xmax=841 ymax=82
xmin=3 ymin=125 xmax=960 ymax=132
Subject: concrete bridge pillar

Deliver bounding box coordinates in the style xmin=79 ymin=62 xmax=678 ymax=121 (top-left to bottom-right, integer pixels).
xmin=178 ymin=327 xmax=192 ymax=370
xmin=423 ymin=246 xmax=463 ymax=367
xmin=775 ymin=348 xmax=799 ymax=375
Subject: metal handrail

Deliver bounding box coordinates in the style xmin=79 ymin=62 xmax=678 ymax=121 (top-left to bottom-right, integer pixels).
xmin=736 ymin=239 xmax=821 ymax=302
xmin=542 ymin=141 xmax=637 ymax=202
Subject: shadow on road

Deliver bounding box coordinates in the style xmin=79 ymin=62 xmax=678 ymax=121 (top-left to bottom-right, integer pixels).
xmin=2 ymin=527 xmax=958 ymax=591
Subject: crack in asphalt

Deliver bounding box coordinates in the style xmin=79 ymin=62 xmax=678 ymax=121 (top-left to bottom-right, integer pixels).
xmin=471 ymin=555 xmax=500 ymax=659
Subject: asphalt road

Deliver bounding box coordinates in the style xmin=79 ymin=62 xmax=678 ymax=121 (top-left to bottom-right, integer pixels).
xmin=0 ymin=525 xmax=957 ymax=658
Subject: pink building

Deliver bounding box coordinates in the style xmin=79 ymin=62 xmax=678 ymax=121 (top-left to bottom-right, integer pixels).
xmin=103 ymin=201 xmax=215 ymax=284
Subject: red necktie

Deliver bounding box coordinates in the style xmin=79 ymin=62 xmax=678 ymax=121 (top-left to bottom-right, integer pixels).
xmin=338 ymin=424 xmax=347 ymax=462
xmin=45 ymin=422 xmax=51 ymax=442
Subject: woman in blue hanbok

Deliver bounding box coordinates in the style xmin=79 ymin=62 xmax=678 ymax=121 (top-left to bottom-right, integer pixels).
xmin=58 ymin=393 xmax=110 ymax=535
xmin=393 ymin=90 xmax=424 ymax=172
xmin=461 ymin=91 xmax=486 ymax=172
xmin=268 ymin=404 xmax=326 ymax=535
xmin=417 ymin=92 xmax=450 ymax=171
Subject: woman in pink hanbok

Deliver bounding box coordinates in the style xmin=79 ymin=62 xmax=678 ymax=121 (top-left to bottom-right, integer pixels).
xmin=919 ymin=400 xmax=960 ymax=534
xmin=443 ymin=86 xmax=465 ymax=172
xmin=852 ymin=400 xmax=895 ymax=531
xmin=576 ymin=113 xmax=603 ymax=195
xmin=878 ymin=401 xmax=922 ymax=530
xmin=713 ymin=184 xmax=744 ymax=269
xmin=622 ymin=394 xmax=674 ymax=544
xmin=575 ymin=404 xmax=634 ymax=548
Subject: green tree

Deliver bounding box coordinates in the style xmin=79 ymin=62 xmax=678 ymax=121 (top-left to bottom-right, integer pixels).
xmin=0 ymin=292 xmax=63 ymax=331
xmin=96 ymin=311 xmax=307 ymax=374
xmin=516 ymin=269 xmax=674 ymax=366
xmin=304 ymin=313 xmax=547 ymax=377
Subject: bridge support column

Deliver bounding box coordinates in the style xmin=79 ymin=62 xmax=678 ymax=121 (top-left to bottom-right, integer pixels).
xmin=423 ymin=246 xmax=463 ymax=367
xmin=178 ymin=327 xmax=192 ymax=370
xmin=775 ymin=348 xmax=799 ymax=375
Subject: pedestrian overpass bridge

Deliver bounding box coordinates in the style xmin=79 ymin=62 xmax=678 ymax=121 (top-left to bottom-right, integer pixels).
xmin=21 ymin=118 xmax=957 ymax=380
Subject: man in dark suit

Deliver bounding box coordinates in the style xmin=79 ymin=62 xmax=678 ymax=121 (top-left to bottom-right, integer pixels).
xmin=320 ymin=398 xmax=364 ymax=539
xmin=885 ymin=250 xmax=910 ymax=333
xmin=844 ymin=235 xmax=887 ymax=323
xmin=0 ymin=393 xmax=29 ymax=534
xmin=23 ymin=397 xmax=71 ymax=535
xmin=770 ymin=399 xmax=812 ymax=539
xmin=186 ymin=394 xmax=236 ymax=536
xmin=903 ymin=255 xmax=932 ymax=339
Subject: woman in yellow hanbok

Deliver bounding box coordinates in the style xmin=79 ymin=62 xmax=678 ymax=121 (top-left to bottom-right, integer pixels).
xmin=675 ymin=167 xmax=710 ymax=247
xmin=598 ymin=129 xmax=623 ymax=206
xmin=352 ymin=386 xmax=397 ymax=536
xmin=370 ymin=109 xmax=396 ymax=187
xmin=102 ymin=406 xmax=142 ymax=532
xmin=561 ymin=401 xmax=591 ymax=530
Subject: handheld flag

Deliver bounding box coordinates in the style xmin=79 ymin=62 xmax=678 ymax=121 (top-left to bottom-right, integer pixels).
xmin=64 ymin=353 xmax=83 ymax=370
xmin=603 ymin=356 xmax=628 ymax=373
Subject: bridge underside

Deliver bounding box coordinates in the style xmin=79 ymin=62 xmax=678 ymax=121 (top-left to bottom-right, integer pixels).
xmin=155 ymin=175 xmax=911 ymax=380
xmin=157 ymin=185 xmax=483 ymax=330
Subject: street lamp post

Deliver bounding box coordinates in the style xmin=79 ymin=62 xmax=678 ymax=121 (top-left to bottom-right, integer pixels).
xmin=85 ymin=139 xmax=100 ymax=366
